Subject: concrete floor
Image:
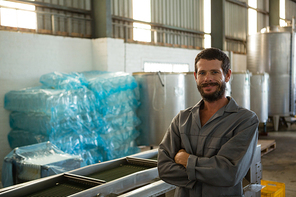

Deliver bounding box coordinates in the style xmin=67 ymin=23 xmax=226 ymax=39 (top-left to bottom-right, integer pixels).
xmin=259 ymin=126 xmax=296 ymax=196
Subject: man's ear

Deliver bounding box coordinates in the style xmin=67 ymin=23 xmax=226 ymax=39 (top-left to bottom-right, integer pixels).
xmin=194 ymin=72 xmax=197 ymax=80
xmin=225 ymin=69 xmax=231 ymax=82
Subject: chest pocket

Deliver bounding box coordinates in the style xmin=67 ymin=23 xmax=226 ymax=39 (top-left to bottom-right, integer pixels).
xmin=205 ymin=137 xmax=230 ymax=156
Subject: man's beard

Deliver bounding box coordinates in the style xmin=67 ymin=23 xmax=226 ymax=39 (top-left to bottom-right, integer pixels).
xmin=197 ymin=81 xmax=226 ymax=102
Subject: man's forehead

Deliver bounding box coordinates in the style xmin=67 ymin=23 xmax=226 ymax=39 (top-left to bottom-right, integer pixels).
xmin=196 ymin=59 xmax=223 ymax=69
xmin=198 ymin=68 xmax=222 ymax=71
xmin=197 ymin=58 xmax=222 ymax=63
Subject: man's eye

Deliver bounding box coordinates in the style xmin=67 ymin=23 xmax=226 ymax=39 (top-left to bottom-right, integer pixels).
xmin=212 ymin=71 xmax=218 ymax=74
xmin=198 ymin=72 xmax=205 ymax=75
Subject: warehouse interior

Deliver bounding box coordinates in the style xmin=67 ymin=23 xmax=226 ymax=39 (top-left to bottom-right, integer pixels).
xmin=0 ymin=0 xmax=296 ymax=196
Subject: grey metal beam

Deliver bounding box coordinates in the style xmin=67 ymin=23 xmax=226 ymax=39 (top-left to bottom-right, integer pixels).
xmin=211 ymin=0 xmax=225 ymax=50
xmin=225 ymin=36 xmax=246 ymax=43
xmin=226 ymin=0 xmax=247 ymax=8
xmin=91 ymin=0 xmax=112 ymax=38
xmin=269 ymin=0 xmax=280 ymax=26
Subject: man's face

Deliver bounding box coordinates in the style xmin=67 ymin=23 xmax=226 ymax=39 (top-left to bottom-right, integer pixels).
xmin=194 ymin=59 xmax=231 ymax=102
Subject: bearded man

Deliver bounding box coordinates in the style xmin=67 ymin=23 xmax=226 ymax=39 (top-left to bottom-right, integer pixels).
xmin=157 ymin=48 xmax=259 ymax=197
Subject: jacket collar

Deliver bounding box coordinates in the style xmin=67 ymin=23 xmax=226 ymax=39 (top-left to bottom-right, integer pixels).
xmin=224 ymin=97 xmax=240 ymax=112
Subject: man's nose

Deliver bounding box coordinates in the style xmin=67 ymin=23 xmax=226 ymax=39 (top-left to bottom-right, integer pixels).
xmin=204 ymin=72 xmax=212 ymax=81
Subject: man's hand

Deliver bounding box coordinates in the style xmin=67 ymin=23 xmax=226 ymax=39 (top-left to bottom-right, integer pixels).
xmin=174 ymin=149 xmax=190 ymax=168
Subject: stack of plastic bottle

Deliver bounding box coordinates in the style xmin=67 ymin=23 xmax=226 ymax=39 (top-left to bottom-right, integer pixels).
xmin=82 ymin=71 xmax=141 ymax=160
xmin=4 ymin=71 xmax=141 ymax=166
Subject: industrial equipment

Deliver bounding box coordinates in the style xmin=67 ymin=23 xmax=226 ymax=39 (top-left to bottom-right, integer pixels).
xmin=133 ymin=71 xmax=231 ymax=146
xmin=231 ymin=72 xmax=251 ymax=110
xmin=0 ymin=146 xmax=262 ymax=197
xmin=2 ymin=142 xmax=82 ymax=187
xmin=247 ymin=21 xmax=296 ymax=131
xmin=132 ymin=72 xmax=201 ymax=146
xmin=0 ymin=152 xmax=159 ymax=197
xmin=250 ymin=73 xmax=269 ymax=124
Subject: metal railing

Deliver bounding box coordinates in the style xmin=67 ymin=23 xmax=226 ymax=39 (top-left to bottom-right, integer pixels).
xmin=112 ymin=16 xmax=206 ymax=49
xmin=0 ymin=4 xmax=92 ymax=38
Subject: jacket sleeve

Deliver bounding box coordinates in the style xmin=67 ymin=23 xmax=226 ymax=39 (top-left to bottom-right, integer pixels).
xmin=157 ymin=114 xmax=196 ymax=189
xmin=186 ymin=113 xmax=259 ymax=187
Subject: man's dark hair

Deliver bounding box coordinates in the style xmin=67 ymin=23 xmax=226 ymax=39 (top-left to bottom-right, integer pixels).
xmin=195 ymin=48 xmax=230 ymax=75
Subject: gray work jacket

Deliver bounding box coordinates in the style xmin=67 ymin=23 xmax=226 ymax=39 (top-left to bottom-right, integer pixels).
xmin=158 ymin=97 xmax=259 ymax=197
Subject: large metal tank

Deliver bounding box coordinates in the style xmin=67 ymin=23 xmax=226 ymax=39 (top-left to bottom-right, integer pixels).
xmin=231 ymin=72 xmax=251 ymax=110
xmin=133 ymin=72 xmax=201 ymax=146
xmin=226 ymin=80 xmax=231 ymax=97
xmin=247 ymin=26 xmax=296 ymax=117
xmin=184 ymin=72 xmax=202 ymax=108
xmin=250 ymin=73 xmax=269 ymax=123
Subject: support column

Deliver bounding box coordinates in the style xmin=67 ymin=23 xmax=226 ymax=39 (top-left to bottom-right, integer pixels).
xmin=211 ymin=0 xmax=225 ymax=50
xmin=91 ymin=0 xmax=112 ymax=38
xmin=269 ymin=0 xmax=280 ymax=26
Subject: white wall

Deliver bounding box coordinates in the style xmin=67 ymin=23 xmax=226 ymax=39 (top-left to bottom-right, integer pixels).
xmin=0 ymin=31 xmax=94 ymax=180
xmin=125 ymin=43 xmax=201 ymax=74
xmin=92 ymin=38 xmax=125 ymax=72
xmin=0 ymin=32 xmax=202 ymax=184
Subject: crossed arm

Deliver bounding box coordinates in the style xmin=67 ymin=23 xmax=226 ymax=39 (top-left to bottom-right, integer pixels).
xmin=174 ymin=149 xmax=189 ymax=167
xmin=158 ymin=112 xmax=259 ymax=188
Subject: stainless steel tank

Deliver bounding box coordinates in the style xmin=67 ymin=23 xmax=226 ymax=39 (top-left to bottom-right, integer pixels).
xmin=184 ymin=72 xmax=202 ymax=108
xmin=247 ymin=26 xmax=296 ymax=117
xmin=226 ymin=80 xmax=231 ymax=97
xmin=231 ymin=72 xmax=251 ymax=109
xmin=133 ymin=72 xmax=201 ymax=146
xmin=250 ymin=73 xmax=269 ymax=123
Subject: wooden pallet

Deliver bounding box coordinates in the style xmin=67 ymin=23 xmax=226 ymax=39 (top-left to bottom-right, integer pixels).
xmin=258 ymin=139 xmax=276 ymax=156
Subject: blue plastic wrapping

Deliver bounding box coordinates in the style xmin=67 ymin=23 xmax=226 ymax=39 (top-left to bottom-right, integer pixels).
xmin=95 ymin=90 xmax=140 ymax=117
xmin=66 ymin=146 xmax=106 ymax=166
xmin=97 ymin=89 xmax=139 ymax=107
xmin=10 ymin=112 xmax=51 ymax=135
xmin=4 ymin=86 xmax=96 ymax=118
xmin=50 ymin=130 xmax=99 ymax=153
xmin=8 ymin=115 xmax=105 ymax=166
xmin=8 ymin=111 xmax=105 ymax=163
xmin=102 ymin=111 xmax=141 ymax=134
xmin=40 ymin=71 xmax=88 ymax=90
xmin=104 ymin=140 xmax=140 ymax=161
xmin=98 ymin=129 xmax=140 ymax=150
xmin=8 ymin=129 xmax=49 ymax=149
xmin=4 ymin=70 xmax=141 ymax=167
xmin=84 ymin=71 xmax=141 ymax=160
xmin=10 ymin=111 xmax=104 ymax=136
xmin=2 ymin=142 xmax=82 ymax=187
xmin=81 ymin=70 xmax=109 ymax=80
xmin=86 ymin=72 xmax=138 ymax=99
xmin=4 ymin=87 xmax=68 ymax=115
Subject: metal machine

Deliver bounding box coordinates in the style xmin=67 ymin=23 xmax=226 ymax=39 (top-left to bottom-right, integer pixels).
xmin=250 ymin=73 xmax=269 ymax=124
xmin=133 ymin=72 xmax=231 ymax=147
xmin=0 ymin=150 xmax=160 ymax=197
xmin=132 ymin=72 xmax=201 ymax=146
xmin=247 ymin=20 xmax=296 ymax=131
xmin=0 ymin=145 xmax=262 ymax=197
xmin=231 ymin=72 xmax=251 ymax=110
xmin=2 ymin=142 xmax=82 ymax=188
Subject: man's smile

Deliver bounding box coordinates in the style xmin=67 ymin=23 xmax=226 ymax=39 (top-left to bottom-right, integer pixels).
xmin=200 ymin=82 xmax=219 ymax=88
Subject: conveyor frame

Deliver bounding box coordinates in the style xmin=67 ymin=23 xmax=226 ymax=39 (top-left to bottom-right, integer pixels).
xmin=0 ymin=146 xmax=262 ymax=197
